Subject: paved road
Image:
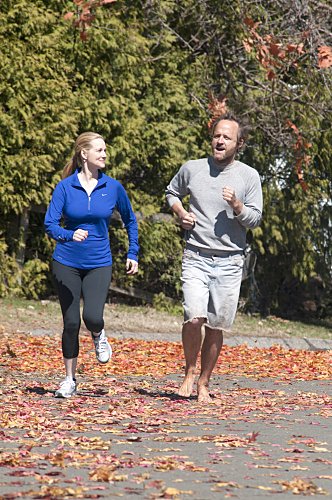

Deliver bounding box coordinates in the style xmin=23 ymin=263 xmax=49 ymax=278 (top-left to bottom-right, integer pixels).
xmin=0 ymin=331 xmax=331 ymax=499
xmin=110 ymin=330 xmax=332 ymax=351
xmin=29 ymin=327 xmax=332 ymax=351
xmin=1 ymin=373 xmax=331 ymax=499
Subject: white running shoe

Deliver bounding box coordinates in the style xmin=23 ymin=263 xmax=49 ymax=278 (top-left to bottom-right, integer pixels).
xmin=92 ymin=329 xmax=112 ymax=364
xmin=55 ymin=377 xmax=77 ymax=398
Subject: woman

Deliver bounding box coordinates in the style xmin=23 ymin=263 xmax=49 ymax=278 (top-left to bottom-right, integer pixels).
xmin=45 ymin=132 xmax=139 ymax=398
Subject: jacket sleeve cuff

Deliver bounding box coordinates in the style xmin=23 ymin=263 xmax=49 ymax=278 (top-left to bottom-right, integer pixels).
xmin=127 ymin=252 xmax=138 ymax=262
xmin=57 ymin=229 xmax=75 ymax=242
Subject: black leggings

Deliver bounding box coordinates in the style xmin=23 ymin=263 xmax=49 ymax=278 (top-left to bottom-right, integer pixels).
xmin=52 ymin=260 xmax=112 ymax=359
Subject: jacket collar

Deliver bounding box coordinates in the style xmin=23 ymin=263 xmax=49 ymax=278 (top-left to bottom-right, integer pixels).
xmin=70 ymin=169 xmax=107 ymax=189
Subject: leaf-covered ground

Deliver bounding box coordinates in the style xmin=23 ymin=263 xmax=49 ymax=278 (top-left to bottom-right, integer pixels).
xmin=0 ymin=331 xmax=331 ymax=499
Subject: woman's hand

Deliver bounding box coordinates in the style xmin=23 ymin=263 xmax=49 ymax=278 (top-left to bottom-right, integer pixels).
xmin=73 ymin=229 xmax=89 ymax=242
xmin=126 ymin=259 xmax=138 ymax=275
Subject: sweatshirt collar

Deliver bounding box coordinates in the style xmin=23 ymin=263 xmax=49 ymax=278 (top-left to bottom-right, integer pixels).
xmin=208 ymin=156 xmax=238 ymax=173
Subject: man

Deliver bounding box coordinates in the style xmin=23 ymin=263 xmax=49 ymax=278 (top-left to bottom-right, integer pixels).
xmin=165 ymin=112 xmax=263 ymax=403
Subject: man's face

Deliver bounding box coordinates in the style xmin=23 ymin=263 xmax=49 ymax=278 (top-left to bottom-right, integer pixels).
xmin=211 ymin=120 xmax=241 ymax=166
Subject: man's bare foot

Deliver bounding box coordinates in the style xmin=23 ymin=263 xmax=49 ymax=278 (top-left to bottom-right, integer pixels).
xmin=178 ymin=374 xmax=195 ymax=397
xmin=197 ymin=384 xmax=212 ymax=403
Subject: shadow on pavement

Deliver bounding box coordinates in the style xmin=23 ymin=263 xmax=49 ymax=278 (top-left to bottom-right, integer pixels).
xmin=135 ymin=387 xmax=197 ymax=401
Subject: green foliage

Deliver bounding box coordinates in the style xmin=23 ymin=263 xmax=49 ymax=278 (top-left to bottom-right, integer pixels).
xmin=0 ymin=0 xmax=331 ymax=317
xmin=109 ymin=217 xmax=183 ymax=300
xmin=21 ymin=259 xmax=50 ymax=300
xmin=0 ymin=0 xmax=79 ymax=214
xmin=0 ymin=238 xmax=20 ymax=297
xmin=152 ymin=292 xmax=182 ymax=315
xmin=135 ymin=219 xmax=183 ymax=299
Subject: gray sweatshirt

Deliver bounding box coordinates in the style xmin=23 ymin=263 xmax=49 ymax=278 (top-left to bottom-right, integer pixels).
xmin=165 ymin=157 xmax=263 ymax=253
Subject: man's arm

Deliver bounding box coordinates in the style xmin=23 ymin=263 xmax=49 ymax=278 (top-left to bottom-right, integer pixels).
xmin=222 ymin=186 xmax=244 ymax=215
xmin=222 ymin=171 xmax=263 ymax=228
xmin=169 ymin=201 xmax=196 ymax=230
xmin=165 ymin=164 xmax=197 ymax=229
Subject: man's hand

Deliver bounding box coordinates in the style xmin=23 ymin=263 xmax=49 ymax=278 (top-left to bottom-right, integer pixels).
xmin=126 ymin=259 xmax=138 ymax=275
xmin=179 ymin=211 xmax=197 ymax=230
xmin=170 ymin=202 xmax=197 ymax=230
xmin=73 ymin=229 xmax=89 ymax=242
xmin=222 ymin=186 xmax=243 ymax=215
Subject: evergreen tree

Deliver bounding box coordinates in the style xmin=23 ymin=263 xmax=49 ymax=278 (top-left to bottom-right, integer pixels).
xmin=0 ymin=0 xmax=330 ymax=315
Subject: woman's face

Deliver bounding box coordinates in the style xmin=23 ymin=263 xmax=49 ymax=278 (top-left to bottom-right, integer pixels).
xmin=84 ymin=138 xmax=107 ymax=170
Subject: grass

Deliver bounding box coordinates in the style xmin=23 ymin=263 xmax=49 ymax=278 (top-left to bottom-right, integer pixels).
xmin=233 ymin=313 xmax=332 ymax=340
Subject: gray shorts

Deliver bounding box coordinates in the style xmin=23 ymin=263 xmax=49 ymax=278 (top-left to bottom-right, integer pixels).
xmin=181 ymin=248 xmax=244 ymax=331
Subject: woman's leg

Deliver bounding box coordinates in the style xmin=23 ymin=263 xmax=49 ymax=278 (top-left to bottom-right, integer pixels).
xmin=52 ymin=260 xmax=82 ymax=379
xmin=81 ymin=266 xmax=113 ymax=363
xmin=63 ymin=357 xmax=78 ymax=380
xmin=81 ymin=266 xmax=112 ymax=333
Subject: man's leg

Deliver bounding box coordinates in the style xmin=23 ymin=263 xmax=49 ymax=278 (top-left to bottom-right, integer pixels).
xmin=198 ymin=253 xmax=243 ymax=403
xmin=197 ymin=327 xmax=223 ymax=403
xmin=178 ymin=317 xmax=205 ymax=397
xmin=180 ymin=249 xmax=210 ymax=397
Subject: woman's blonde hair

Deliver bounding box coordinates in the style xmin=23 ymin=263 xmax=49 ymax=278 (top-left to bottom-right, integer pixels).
xmin=62 ymin=132 xmax=104 ymax=179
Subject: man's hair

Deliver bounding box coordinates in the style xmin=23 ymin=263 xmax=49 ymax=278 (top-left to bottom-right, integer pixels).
xmin=210 ymin=112 xmax=250 ymax=148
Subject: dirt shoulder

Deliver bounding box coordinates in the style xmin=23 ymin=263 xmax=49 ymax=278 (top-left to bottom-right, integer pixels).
xmin=0 ymin=299 xmax=182 ymax=337
xmin=1 ymin=297 xmax=331 ymax=340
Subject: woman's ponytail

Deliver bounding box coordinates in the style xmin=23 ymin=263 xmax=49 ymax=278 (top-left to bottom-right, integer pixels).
xmin=62 ymin=153 xmax=80 ymax=179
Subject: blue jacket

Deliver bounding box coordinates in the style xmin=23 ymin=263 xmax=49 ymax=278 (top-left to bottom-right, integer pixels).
xmin=44 ymin=170 xmax=139 ymax=269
